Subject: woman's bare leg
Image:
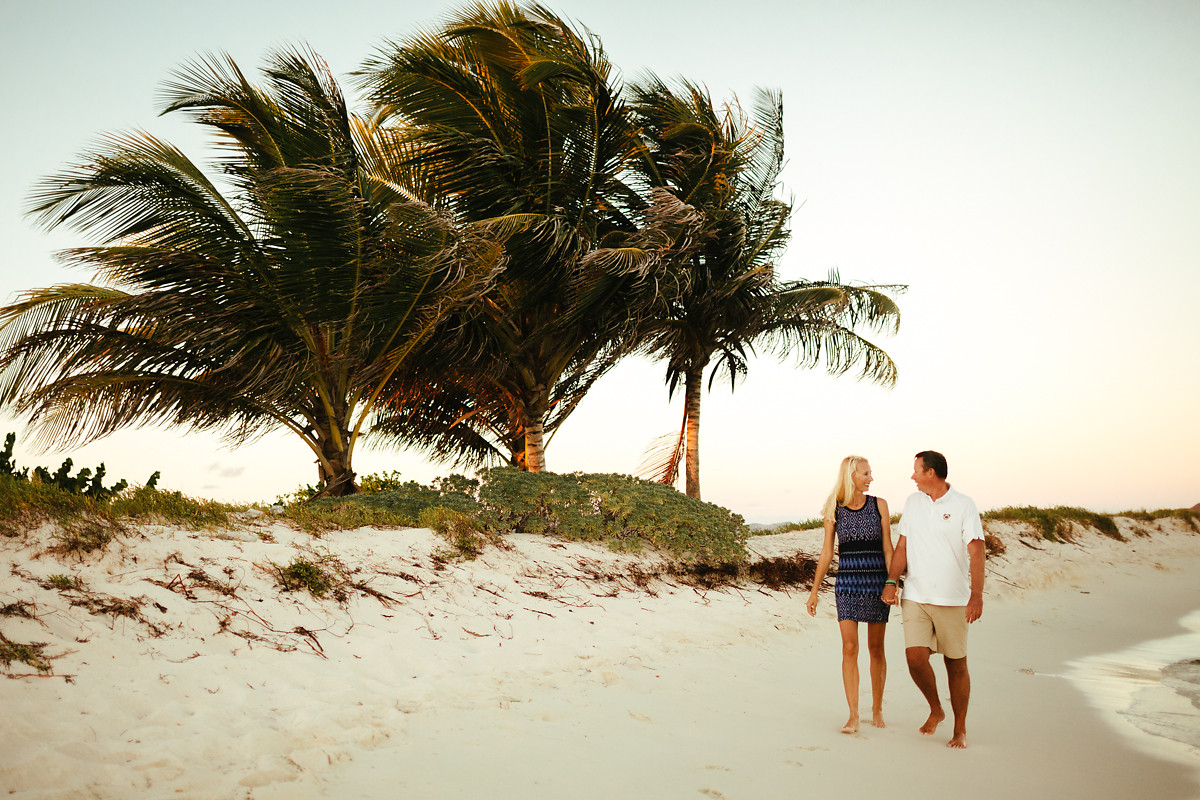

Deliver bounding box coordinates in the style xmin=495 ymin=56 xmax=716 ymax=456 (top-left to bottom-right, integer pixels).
xmin=839 ymin=619 xmax=861 ymax=733
xmin=867 ymin=622 xmax=888 ymax=727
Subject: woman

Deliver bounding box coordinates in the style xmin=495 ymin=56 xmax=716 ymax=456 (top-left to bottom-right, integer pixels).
xmin=806 ymin=455 xmax=894 ymax=733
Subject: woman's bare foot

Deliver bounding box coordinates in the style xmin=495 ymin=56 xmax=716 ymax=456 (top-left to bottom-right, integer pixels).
xmin=841 ymin=715 xmax=860 ymax=734
xmin=947 ymin=731 xmax=968 ymax=749
xmin=871 ymin=709 xmax=886 ymax=728
xmin=919 ymin=707 xmax=945 ymax=735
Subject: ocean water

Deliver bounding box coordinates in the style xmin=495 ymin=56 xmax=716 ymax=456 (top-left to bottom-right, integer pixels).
xmin=1066 ymin=609 xmax=1200 ymax=769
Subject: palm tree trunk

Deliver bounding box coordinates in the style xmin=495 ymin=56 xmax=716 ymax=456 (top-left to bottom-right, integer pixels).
xmin=524 ymin=418 xmax=546 ymax=473
xmin=314 ymin=419 xmax=358 ymax=497
xmin=684 ymin=369 xmax=702 ymax=499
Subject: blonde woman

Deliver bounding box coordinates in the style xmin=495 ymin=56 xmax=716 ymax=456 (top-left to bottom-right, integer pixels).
xmin=806 ymin=455 xmax=894 ymax=733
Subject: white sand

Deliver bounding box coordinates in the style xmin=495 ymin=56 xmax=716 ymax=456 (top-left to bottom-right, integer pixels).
xmin=2 ymin=512 xmax=1198 ymax=799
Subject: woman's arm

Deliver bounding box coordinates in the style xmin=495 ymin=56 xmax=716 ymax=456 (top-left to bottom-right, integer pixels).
xmin=878 ymin=497 xmax=894 ymax=573
xmin=881 ymin=534 xmax=905 ymax=606
xmin=806 ymin=518 xmax=837 ymax=616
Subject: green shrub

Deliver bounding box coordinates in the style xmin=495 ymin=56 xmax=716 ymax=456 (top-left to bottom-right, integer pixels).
xmin=419 ymin=506 xmax=498 ymax=561
xmin=43 ymin=574 xmax=85 ymax=591
xmin=0 ymin=632 xmax=52 ymax=673
xmin=1 ymin=432 xmax=156 ymax=500
xmin=284 ymin=468 xmax=747 ymax=563
xmin=275 ymin=557 xmax=338 ymax=599
xmin=287 ymin=474 xmax=479 ymax=533
xmin=476 ymin=468 xmax=747 ymax=563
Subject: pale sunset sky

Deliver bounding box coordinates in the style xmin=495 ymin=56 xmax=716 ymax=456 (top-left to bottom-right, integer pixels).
xmin=1 ymin=0 xmax=1197 ymax=522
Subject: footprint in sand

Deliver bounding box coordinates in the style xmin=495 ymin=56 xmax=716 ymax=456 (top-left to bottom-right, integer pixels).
xmin=702 ymin=765 xmax=732 ymax=772
xmin=698 ymin=790 xmax=726 ymax=798
xmin=628 ymin=712 xmax=651 ymax=722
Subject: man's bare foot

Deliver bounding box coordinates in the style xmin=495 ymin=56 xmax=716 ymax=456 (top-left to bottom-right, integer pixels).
xmin=919 ymin=707 xmax=945 ymax=735
xmin=947 ymin=731 xmax=968 ymax=749
xmin=841 ymin=715 xmax=860 ymax=734
xmin=871 ymin=709 xmax=886 ymax=728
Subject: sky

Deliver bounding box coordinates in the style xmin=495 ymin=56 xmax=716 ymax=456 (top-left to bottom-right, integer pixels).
xmin=1 ymin=0 xmax=1198 ymax=522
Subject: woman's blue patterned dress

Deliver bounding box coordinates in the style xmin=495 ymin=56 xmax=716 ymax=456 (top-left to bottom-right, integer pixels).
xmin=833 ymin=495 xmax=890 ymax=623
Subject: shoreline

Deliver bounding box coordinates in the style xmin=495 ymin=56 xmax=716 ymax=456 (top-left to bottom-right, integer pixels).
xmin=1067 ymin=607 xmax=1200 ymax=766
xmin=1 ymin=515 xmax=1198 ymax=799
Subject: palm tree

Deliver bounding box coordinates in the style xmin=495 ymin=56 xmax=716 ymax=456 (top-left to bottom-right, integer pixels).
xmin=630 ymin=79 xmax=902 ymax=499
xmin=0 ymin=48 xmax=497 ymax=496
xmin=357 ymin=2 xmax=699 ymax=472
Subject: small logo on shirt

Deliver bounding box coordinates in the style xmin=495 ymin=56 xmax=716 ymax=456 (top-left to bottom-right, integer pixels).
xmin=943 ymin=513 xmax=951 ymax=520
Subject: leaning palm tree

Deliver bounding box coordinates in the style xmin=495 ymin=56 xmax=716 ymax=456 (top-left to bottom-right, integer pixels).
xmin=631 ymin=79 xmax=902 ymax=499
xmin=0 ymin=47 xmax=498 ymax=496
xmin=358 ymin=1 xmax=698 ymax=472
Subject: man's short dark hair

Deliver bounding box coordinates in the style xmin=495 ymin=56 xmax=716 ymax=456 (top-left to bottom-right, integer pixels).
xmin=915 ymin=450 xmax=948 ymax=480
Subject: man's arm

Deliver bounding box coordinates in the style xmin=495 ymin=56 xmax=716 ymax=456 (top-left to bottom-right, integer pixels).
xmin=881 ymin=535 xmax=906 ymax=606
xmin=965 ymin=538 xmax=985 ymax=623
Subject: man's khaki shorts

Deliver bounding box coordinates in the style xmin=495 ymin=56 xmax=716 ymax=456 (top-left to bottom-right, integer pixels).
xmin=901 ymin=599 xmax=968 ymax=659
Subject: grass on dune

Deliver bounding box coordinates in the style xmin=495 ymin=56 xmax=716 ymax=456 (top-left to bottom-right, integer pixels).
xmin=0 ymin=475 xmax=239 ymax=545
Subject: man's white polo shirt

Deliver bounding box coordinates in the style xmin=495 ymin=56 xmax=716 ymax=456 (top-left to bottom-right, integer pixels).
xmin=897 ymin=485 xmax=984 ymax=606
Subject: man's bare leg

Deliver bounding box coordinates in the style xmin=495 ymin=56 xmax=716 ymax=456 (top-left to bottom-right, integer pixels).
xmin=867 ymin=622 xmax=887 ymax=728
xmin=945 ymin=655 xmax=970 ymax=748
xmin=905 ymin=646 xmax=945 ymax=735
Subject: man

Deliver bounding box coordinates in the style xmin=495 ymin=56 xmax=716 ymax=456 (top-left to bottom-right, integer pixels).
xmin=881 ymin=450 xmax=985 ymax=749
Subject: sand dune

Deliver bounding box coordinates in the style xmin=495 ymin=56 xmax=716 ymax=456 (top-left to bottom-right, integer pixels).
xmin=1 ymin=512 xmax=1198 ymax=799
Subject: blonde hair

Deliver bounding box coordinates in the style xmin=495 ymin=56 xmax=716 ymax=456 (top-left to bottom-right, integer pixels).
xmin=821 ymin=455 xmax=868 ymax=521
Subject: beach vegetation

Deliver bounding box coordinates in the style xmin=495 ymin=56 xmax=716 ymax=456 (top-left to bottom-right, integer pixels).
xmin=476 ymin=468 xmax=748 ymax=563
xmin=49 ymin=519 xmax=122 ymax=557
xmin=983 ymin=506 xmax=1124 ymax=542
xmin=70 ymin=593 xmax=146 ymax=623
xmin=628 ymin=81 xmax=902 ymax=500
xmin=274 ymin=557 xmax=342 ymax=600
xmin=0 ymin=631 xmax=52 ymax=674
xmin=108 ymin=486 xmax=232 ymax=529
xmin=0 ymin=601 xmax=37 ymax=619
xmin=420 ymin=506 xmax=501 ymax=561
xmin=3 ymin=432 xmax=144 ymax=500
xmin=42 ymin=574 xmax=85 ymax=591
xmin=983 ymin=532 xmax=1007 ymax=557
xmin=287 ymin=468 xmax=747 ymax=563
xmin=1117 ymin=508 xmax=1200 ymax=533
xmin=752 ymin=519 xmax=825 ymax=533
xmin=2 ymin=466 xmax=236 ymax=541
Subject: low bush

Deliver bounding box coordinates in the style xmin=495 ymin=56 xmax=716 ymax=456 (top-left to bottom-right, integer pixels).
xmin=419 ymin=506 xmax=500 ymax=561
xmin=274 ymin=557 xmax=341 ymax=599
xmin=475 ymin=468 xmax=747 ymax=563
xmin=0 ymin=632 xmax=52 ymax=673
xmin=1 ymin=432 xmax=156 ymax=500
xmin=286 ymin=468 xmax=747 ymax=564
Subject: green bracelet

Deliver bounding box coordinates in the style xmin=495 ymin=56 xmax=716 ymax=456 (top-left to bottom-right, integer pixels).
xmin=884 ymin=580 xmax=897 ymax=586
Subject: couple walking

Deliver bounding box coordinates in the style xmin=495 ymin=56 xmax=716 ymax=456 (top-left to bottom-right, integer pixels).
xmin=805 ymin=451 xmax=986 ymax=749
